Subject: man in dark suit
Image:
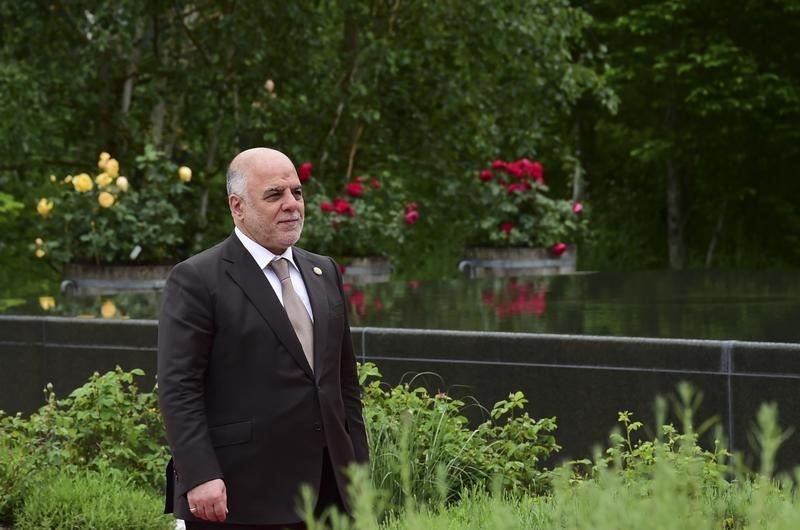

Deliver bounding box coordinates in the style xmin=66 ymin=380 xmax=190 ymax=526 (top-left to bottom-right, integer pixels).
xmin=157 ymin=147 xmax=368 ymax=529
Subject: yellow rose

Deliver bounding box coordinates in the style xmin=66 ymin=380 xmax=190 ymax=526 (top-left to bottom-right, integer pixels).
xmin=49 ymin=174 xmax=56 ymax=182
xmin=72 ymin=173 xmax=93 ymax=193
xmin=95 ymin=172 xmax=113 ymax=188
xmin=100 ymin=300 xmax=117 ymax=319
xmin=98 ymin=152 xmax=111 ymax=169
xmin=64 ymin=175 xmax=73 ymax=184
xmin=105 ymin=158 xmax=120 ymax=177
xmin=178 ymin=166 xmax=192 ymax=183
xmin=36 ymin=198 xmax=54 ymax=217
xmin=98 ymin=191 xmax=115 ymax=208
xmin=35 ymin=248 xmax=46 ymax=258
xmin=115 ymin=176 xmax=129 ymax=192
xmin=39 ymin=296 xmax=56 ymax=311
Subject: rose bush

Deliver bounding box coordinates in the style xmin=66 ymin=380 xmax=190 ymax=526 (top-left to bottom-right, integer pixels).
xmin=298 ymin=163 xmax=420 ymax=258
xmin=32 ymin=145 xmax=196 ymax=265
xmin=468 ymin=158 xmax=588 ymax=254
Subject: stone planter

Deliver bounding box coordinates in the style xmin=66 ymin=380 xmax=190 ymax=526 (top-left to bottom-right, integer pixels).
xmin=60 ymin=263 xmax=173 ymax=295
xmin=340 ymin=256 xmax=392 ymax=284
xmin=458 ymin=246 xmax=577 ymax=278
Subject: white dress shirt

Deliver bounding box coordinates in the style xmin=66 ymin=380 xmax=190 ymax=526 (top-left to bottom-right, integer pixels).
xmin=234 ymin=227 xmax=314 ymax=321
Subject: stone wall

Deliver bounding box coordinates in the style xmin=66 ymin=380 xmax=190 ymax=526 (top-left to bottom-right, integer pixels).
xmin=2 ymin=316 xmax=798 ymax=469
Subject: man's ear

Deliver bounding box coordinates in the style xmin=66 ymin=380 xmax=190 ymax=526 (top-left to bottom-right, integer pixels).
xmin=229 ymin=194 xmax=244 ymax=221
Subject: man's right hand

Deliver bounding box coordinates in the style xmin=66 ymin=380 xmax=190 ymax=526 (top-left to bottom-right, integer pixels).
xmin=187 ymin=478 xmax=228 ymax=522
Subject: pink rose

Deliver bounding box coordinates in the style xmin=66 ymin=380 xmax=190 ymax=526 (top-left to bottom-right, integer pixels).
xmin=346 ymin=182 xmax=364 ymax=198
xmin=500 ymin=221 xmax=514 ymax=234
xmin=572 ymin=201 xmax=583 ymax=214
xmin=370 ymin=177 xmax=381 ymax=189
xmin=297 ymin=162 xmax=313 ymax=182
xmin=479 ymin=169 xmax=492 ymax=182
xmin=404 ymin=210 xmax=420 ymax=225
xmin=404 ymin=201 xmax=419 ymax=213
xmin=320 ymin=202 xmax=334 ymax=212
xmin=355 ymin=175 xmax=367 ymax=183
xmin=552 ymin=242 xmax=568 ymax=256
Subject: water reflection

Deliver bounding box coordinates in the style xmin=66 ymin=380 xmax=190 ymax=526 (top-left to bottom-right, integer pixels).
xmin=3 ymin=270 xmax=800 ymax=342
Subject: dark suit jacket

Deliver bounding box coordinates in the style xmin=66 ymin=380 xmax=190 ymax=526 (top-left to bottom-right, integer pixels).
xmin=157 ymin=234 xmax=368 ymax=525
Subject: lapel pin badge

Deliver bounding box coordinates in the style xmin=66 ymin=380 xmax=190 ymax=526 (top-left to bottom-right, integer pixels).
xmin=313 ymin=266 xmax=323 ymax=276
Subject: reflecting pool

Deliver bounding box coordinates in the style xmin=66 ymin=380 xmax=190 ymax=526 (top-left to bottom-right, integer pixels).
xmin=2 ymin=267 xmax=799 ymax=342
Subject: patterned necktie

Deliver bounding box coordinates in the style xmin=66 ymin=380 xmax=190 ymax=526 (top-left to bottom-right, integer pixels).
xmin=269 ymin=258 xmax=314 ymax=371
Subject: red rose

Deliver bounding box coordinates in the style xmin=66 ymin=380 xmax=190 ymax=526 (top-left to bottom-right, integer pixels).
xmin=479 ymin=169 xmax=493 ymax=182
xmin=297 ymin=162 xmax=313 ymax=182
xmin=491 ymin=160 xmax=506 ymax=170
xmin=370 ymin=177 xmax=381 ymax=189
xmin=552 ymin=242 xmax=568 ymax=256
xmin=504 ymin=161 xmax=524 ymax=179
xmin=320 ymin=202 xmax=334 ymax=212
xmin=530 ymin=162 xmax=544 ymax=184
xmin=355 ymin=175 xmax=367 ymax=183
xmin=506 ymin=182 xmax=531 ymax=194
xmin=572 ymin=201 xmax=583 ymax=214
xmin=404 ymin=201 xmax=418 ymax=213
xmin=481 ymin=289 xmax=495 ymax=305
xmin=346 ymin=182 xmax=364 ymax=197
xmin=531 ymin=289 xmax=546 ymax=316
xmin=500 ymin=221 xmax=514 ymax=234
xmin=350 ymin=290 xmax=366 ymax=315
xmin=404 ymin=210 xmax=420 ymax=225
xmin=333 ymin=197 xmax=355 ymax=217
xmin=517 ymin=158 xmax=534 ymax=175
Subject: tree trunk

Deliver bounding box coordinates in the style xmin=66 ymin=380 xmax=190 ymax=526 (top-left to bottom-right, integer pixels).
xmin=572 ymin=119 xmax=584 ymax=202
xmin=705 ymin=198 xmax=727 ymax=269
xmin=666 ymin=158 xmax=686 ymax=269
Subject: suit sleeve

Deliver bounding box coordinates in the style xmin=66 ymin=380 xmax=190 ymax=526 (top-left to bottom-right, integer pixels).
xmin=157 ymin=260 xmax=223 ymax=495
xmin=331 ymin=257 xmax=369 ymax=463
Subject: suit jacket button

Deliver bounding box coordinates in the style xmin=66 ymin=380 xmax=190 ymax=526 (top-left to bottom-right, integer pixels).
xmin=313 ymin=422 xmax=322 ymax=431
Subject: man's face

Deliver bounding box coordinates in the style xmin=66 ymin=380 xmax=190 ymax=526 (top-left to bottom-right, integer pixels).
xmin=230 ymin=158 xmax=304 ymax=254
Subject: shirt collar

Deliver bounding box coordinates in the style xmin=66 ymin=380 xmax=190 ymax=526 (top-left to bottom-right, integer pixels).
xmin=234 ymin=226 xmax=298 ymax=271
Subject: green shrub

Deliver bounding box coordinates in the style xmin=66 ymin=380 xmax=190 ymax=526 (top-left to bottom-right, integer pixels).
xmin=0 ymin=366 xmax=169 ymax=524
xmin=0 ymin=436 xmax=30 ymax=525
xmin=358 ymin=362 xmax=559 ymax=512
xmin=14 ymin=469 xmax=172 ymax=530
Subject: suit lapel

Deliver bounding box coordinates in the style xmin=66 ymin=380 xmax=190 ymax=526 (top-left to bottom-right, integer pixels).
xmin=221 ymin=235 xmax=314 ymax=379
xmin=294 ymin=248 xmax=329 ymax=383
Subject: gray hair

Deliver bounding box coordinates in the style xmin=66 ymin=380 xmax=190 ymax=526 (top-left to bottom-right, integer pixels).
xmin=226 ymin=166 xmax=247 ymax=197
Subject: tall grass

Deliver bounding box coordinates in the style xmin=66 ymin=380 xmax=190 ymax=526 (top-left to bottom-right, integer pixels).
xmin=303 ymin=387 xmax=800 ymax=530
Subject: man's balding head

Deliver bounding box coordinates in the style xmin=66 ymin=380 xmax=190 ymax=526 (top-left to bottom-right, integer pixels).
xmin=226 ymin=147 xmax=305 ymax=254
xmin=227 ymin=148 xmax=296 ymax=197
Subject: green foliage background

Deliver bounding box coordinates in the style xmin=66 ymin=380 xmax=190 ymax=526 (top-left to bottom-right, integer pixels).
xmin=1 ymin=1 xmax=798 ymax=273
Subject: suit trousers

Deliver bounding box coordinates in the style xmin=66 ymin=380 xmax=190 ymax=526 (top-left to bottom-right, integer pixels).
xmin=186 ymin=448 xmax=346 ymax=530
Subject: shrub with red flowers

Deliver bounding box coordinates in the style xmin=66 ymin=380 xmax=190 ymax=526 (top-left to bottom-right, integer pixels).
xmin=468 ymin=158 xmax=588 ymax=252
xmin=298 ymin=163 xmax=419 ymax=258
